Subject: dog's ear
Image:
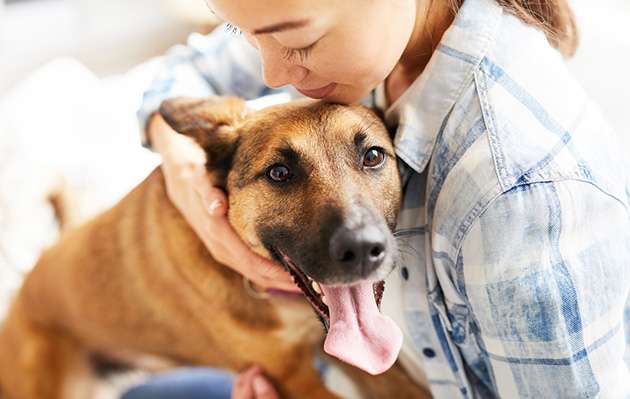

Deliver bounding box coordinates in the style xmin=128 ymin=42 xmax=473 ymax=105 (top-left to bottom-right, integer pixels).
xmin=159 ymin=96 xmax=251 ymax=188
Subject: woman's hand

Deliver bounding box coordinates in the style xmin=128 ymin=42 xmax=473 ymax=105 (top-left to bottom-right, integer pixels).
xmin=148 ymin=113 xmax=300 ymax=293
xmin=232 ymin=364 xmax=280 ymax=399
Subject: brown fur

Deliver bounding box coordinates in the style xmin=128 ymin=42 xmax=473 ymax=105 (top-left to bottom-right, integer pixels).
xmin=0 ymin=97 xmax=429 ymax=399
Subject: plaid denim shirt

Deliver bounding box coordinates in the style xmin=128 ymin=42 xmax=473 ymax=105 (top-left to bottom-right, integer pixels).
xmin=138 ymin=0 xmax=630 ymax=397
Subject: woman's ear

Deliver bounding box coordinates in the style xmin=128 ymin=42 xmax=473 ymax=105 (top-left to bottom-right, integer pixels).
xmin=159 ymin=96 xmax=252 ymax=187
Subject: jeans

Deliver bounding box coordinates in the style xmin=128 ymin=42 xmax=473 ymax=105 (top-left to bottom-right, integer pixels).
xmin=121 ymin=367 xmax=235 ymax=399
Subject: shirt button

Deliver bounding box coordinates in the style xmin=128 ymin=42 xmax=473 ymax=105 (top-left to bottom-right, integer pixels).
xmin=423 ymin=348 xmax=436 ymax=358
xmin=401 ymin=267 xmax=409 ymax=280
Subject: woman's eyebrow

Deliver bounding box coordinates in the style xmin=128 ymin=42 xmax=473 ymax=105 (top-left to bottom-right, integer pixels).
xmin=253 ymin=19 xmax=310 ymax=35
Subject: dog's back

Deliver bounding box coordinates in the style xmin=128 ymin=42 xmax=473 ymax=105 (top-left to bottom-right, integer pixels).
xmin=0 ymin=97 xmax=430 ymax=399
xmin=0 ymin=167 xmax=327 ymax=399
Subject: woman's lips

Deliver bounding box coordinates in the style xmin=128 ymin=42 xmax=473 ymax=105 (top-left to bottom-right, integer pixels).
xmin=296 ymin=83 xmax=337 ymax=99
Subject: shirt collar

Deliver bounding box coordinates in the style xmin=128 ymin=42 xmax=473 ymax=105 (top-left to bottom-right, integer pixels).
xmin=393 ymin=0 xmax=503 ymax=174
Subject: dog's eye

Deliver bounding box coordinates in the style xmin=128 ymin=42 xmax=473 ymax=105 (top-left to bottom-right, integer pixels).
xmin=363 ymin=148 xmax=386 ymax=168
xmin=266 ymin=164 xmax=292 ymax=183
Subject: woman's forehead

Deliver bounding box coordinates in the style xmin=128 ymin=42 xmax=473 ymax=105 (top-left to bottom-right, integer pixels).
xmin=207 ymin=0 xmax=336 ymax=33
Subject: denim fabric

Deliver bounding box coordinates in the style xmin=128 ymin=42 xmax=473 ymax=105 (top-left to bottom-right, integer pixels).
xmin=121 ymin=367 xmax=234 ymax=399
xmin=138 ymin=0 xmax=630 ymax=397
xmin=389 ymin=0 xmax=630 ymax=397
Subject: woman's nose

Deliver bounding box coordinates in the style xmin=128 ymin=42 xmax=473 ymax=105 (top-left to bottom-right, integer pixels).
xmin=257 ymin=40 xmax=308 ymax=88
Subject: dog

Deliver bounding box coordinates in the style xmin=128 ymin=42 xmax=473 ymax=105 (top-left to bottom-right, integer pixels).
xmin=0 ymin=96 xmax=430 ymax=399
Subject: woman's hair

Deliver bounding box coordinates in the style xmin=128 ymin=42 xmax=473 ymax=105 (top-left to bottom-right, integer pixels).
xmin=446 ymin=0 xmax=579 ymax=57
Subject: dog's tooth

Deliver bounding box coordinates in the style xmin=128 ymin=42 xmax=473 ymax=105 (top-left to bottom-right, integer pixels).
xmin=312 ymin=281 xmax=322 ymax=294
xmin=322 ymin=295 xmax=328 ymax=306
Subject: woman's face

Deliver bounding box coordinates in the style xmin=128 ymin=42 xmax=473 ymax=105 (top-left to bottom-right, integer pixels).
xmin=209 ymin=0 xmax=417 ymax=104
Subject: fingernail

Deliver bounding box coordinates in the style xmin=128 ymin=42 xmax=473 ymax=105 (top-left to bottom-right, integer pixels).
xmin=209 ymin=199 xmax=224 ymax=215
xmin=253 ymin=375 xmax=270 ymax=394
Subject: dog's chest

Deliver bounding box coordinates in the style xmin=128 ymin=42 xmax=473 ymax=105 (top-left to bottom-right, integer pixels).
xmin=271 ymin=298 xmax=323 ymax=344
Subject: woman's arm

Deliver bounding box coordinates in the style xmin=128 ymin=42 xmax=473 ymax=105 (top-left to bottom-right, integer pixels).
xmin=460 ymin=179 xmax=630 ymax=397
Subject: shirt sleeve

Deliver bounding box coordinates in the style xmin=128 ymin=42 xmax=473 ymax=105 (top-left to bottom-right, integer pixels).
xmin=136 ymin=24 xmax=285 ymax=145
xmin=459 ymin=179 xmax=630 ymax=398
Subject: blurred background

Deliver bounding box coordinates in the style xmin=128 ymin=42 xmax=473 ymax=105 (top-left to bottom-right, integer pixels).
xmin=0 ymin=0 xmax=223 ymax=322
xmin=0 ymin=0 xmax=628 ymax=394
xmin=0 ymin=0 xmax=629 ymax=317
xmin=0 ymin=0 xmax=218 ymax=92
xmin=1 ymin=0 xmax=628 ymax=129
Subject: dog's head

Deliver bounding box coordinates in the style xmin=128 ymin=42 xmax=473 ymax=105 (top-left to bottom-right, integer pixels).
xmin=160 ymin=96 xmax=403 ymax=375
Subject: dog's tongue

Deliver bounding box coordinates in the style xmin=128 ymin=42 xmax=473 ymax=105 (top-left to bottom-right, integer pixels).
xmin=321 ymin=282 xmax=403 ymax=375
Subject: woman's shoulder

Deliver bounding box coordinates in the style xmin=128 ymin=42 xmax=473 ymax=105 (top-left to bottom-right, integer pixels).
xmin=436 ymin=20 xmax=630 ymax=199
xmin=429 ymin=61 xmax=630 ymax=258
xmin=473 ymin=53 xmax=629 ymax=204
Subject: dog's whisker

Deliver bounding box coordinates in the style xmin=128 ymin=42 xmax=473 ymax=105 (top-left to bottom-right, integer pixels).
xmin=359 ymin=109 xmax=380 ymax=129
xmin=354 ymin=108 xmax=372 ymax=130
xmin=263 ymin=264 xmax=283 ymax=277
xmin=393 ymin=246 xmax=423 ymax=275
xmin=349 ymin=108 xmax=380 ymax=141
xmin=394 ymin=241 xmax=424 ymax=265
xmin=243 ymin=277 xmax=271 ymax=299
xmin=250 ymin=250 xmax=288 ymax=278
xmin=353 ymin=116 xmax=380 ymax=140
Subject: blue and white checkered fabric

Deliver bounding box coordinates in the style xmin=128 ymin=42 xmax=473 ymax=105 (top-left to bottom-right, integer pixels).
xmin=138 ymin=0 xmax=630 ymax=396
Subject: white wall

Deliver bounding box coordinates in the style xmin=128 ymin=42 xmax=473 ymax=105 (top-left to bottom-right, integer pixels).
xmin=0 ymin=0 xmax=193 ymax=96
xmin=566 ymin=0 xmax=630 ymax=146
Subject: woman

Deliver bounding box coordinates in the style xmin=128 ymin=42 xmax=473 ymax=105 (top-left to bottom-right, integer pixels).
xmin=133 ymin=0 xmax=630 ymax=397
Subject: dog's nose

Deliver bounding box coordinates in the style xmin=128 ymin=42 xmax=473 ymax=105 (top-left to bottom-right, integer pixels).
xmin=329 ymin=225 xmax=386 ymax=277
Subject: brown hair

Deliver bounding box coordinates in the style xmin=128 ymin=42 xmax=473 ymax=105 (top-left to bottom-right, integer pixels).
xmin=446 ymin=0 xmax=579 ymax=57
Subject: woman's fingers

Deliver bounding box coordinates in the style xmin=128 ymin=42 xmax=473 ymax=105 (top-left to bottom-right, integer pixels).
xmin=196 ymin=211 xmax=299 ymax=292
xmin=232 ymin=365 xmax=280 ymax=399
xmin=232 ymin=364 xmax=258 ymax=399
xmin=192 ymin=173 xmax=299 ymax=292
xmin=160 ymin=138 xmax=299 ymax=293
xmin=153 ymin=114 xmax=300 ymax=293
xmin=198 ymin=184 xmax=229 ymax=217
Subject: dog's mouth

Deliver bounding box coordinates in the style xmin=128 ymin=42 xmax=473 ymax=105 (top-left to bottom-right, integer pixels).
xmin=275 ymin=248 xmax=385 ymax=329
xmin=270 ymin=246 xmax=402 ymax=375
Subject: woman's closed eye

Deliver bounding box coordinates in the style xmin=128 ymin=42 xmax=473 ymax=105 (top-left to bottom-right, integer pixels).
xmin=282 ymin=43 xmax=315 ymax=62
